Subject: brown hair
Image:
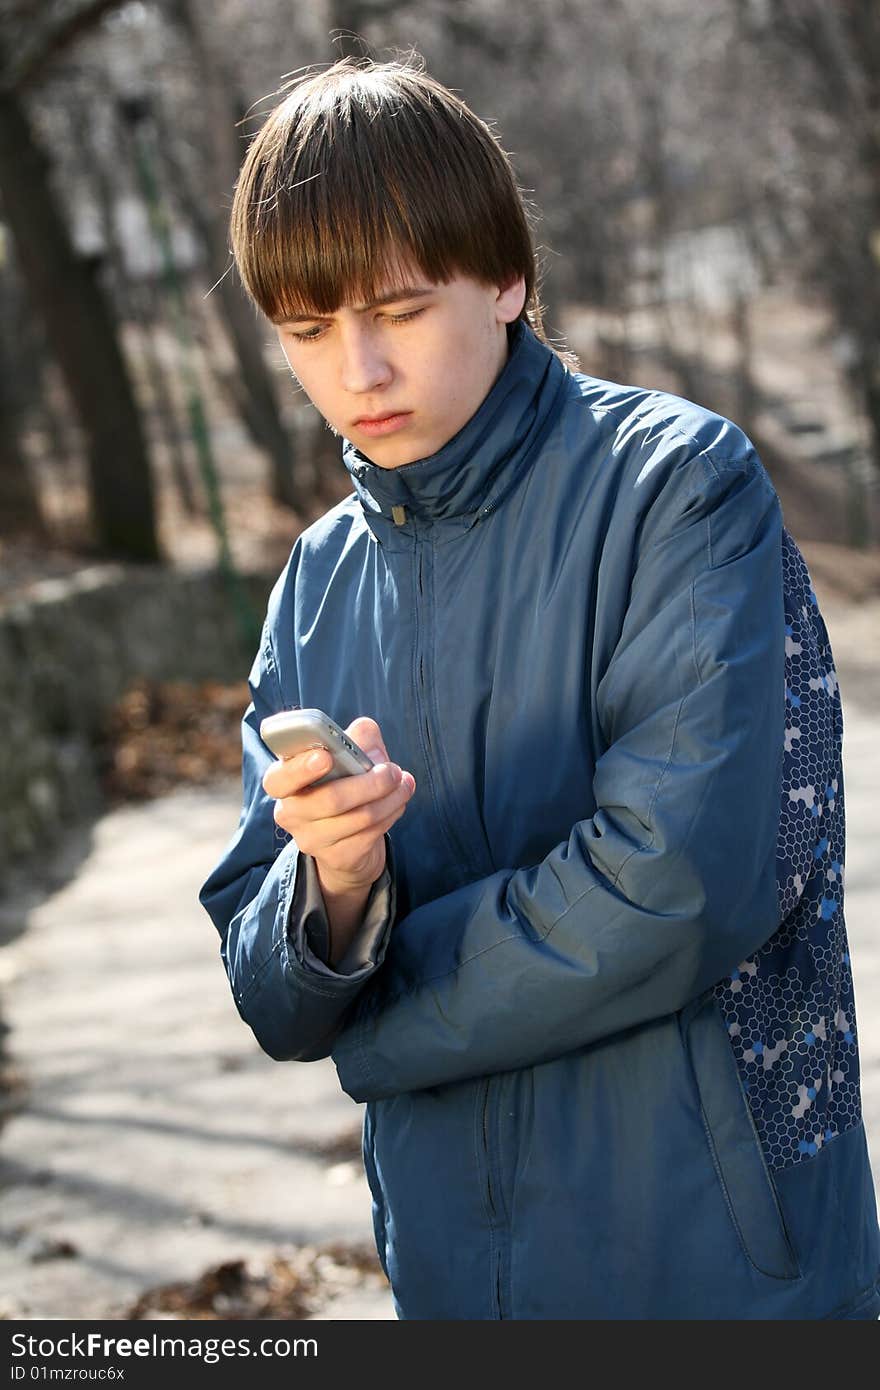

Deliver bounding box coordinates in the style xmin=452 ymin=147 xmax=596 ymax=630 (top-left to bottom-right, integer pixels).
xmin=230 ymin=55 xmax=568 ymax=358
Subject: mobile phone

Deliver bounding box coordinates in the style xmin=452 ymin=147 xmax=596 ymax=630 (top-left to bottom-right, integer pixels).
xmin=259 ymin=708 xmax=374 ymax=784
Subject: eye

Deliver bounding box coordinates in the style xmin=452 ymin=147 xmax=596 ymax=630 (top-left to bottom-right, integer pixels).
xmin=385 ymin=307 xmax=426 ymax=325
xmin=287 ymin=324 xmax=326 ymax=343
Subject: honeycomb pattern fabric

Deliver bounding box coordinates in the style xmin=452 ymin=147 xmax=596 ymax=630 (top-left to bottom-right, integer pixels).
xmin=714 ymin=529 xmax=861 ymax=1170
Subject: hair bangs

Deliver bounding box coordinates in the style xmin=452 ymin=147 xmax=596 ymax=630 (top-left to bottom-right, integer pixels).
xmin=229 ymin=58 xmax=572 ymax=360
xmin=246 ymin=125 xmax=464 ymax=323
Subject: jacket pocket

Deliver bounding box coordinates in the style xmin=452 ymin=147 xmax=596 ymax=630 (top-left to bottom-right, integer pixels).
xmin=681 ymin=992 xmax=802 ymax=1281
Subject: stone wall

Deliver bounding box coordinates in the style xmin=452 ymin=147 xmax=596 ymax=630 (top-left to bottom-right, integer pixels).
xmin=0 ymin=564 xmax=274 ymax=891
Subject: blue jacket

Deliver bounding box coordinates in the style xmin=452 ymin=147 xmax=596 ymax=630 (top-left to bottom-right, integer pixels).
xmin=200 ymin=322 xmax=880 ymax=1319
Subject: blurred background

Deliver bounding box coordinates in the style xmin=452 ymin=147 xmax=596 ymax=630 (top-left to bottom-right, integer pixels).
xmin=0 ymin=0 xmax=878 ymax=1321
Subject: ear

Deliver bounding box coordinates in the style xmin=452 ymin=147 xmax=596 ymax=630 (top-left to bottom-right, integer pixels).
xmin=494 ymin=274 xmax=527 ymax=324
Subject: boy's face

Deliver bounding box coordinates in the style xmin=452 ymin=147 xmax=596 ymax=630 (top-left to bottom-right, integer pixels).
xmin=274 ymin=268 xmax=526 ymax=468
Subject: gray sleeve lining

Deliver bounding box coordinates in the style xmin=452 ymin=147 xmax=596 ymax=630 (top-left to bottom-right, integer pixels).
xmin=287 ymin=850 xmax=394 ymax=979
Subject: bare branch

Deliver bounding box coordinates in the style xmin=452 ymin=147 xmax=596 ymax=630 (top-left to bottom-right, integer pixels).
xmin=1 ymin=0 xmax=125 ymax=93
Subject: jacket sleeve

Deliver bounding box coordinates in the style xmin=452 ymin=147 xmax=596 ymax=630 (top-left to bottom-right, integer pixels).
xmin=198 ymin=620 xmax=395 ymax=1062
xmin=332 ymin=448 xmax=786 ymax=1101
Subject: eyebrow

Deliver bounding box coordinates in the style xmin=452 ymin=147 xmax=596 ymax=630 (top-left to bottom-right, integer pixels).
xmin=274 ymin=285 xmax=434 ymax=326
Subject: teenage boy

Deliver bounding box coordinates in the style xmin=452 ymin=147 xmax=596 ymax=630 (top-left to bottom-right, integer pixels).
xmin=200 ymin=57 xmax=880 ymax=1319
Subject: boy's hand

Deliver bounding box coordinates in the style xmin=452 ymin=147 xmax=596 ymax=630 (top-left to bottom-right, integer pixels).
xmin=261 ymin=716 xmax=416 ymax=897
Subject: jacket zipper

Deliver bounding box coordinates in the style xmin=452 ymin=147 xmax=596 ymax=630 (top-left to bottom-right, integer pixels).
xmin=417 ymin=551 xmax=433 ymax=756
xmin=413 ymin=538 xmax=480 ymax=878
xmin=482 ymin=1080 xmax=496 ymax=1218
xmin=416 ymin=534 xmax=504 ymax=1315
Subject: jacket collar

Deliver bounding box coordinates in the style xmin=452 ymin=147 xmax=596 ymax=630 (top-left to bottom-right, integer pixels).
xmin=342 ymin=321 xmax=567 ymax=533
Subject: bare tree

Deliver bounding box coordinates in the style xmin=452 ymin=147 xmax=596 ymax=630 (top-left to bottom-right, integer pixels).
xmin=0 ymin=0 xmax=159 ymax=559
xmin=735 ymin=0 xmax=880 ymax=483
xmin=0 ymin=241 xmax=45 ymax=536
xmin=167 ymin=0 xmax=312 ymax=511
xmin=64 ymin=90 xmax=199 ymax=519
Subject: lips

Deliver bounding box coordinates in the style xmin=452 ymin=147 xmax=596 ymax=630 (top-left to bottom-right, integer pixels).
xmin=353 ymin=412 xmax=413 ymax=437
xmin=354 ymin=411 xmax=410 ymax=424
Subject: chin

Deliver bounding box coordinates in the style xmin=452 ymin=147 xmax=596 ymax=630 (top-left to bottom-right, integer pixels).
xmin=371 ymin=444 xmax=425 ymax=470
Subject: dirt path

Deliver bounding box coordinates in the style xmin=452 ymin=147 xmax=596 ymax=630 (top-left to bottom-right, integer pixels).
xmin=0 ymin=789 xmax=394 ymax=1320
xmin=0 ymin=594 xmax=877 ymax=1321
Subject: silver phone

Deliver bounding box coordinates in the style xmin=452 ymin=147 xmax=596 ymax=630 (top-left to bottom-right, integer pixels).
xmin=259 ymin=707 xmax=374 ymax=784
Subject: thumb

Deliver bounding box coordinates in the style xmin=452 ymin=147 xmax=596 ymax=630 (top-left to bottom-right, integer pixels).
xmin=345 ymin=715 xmax=389 ymax=765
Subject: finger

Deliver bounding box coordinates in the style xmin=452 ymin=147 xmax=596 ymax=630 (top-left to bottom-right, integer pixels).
xmin=262 ymin=746 xmax=332 ymax=798
xmin=307 ymin=799 xmax=412 ymax=869
xmin=316 ymin=776 xmax=414 ymax=842
xmin=298 ymin=759 xmax=410 ymax=822
xmin=282 ymin=774 xmax=415 ymax=853
xmin=345 ymin=716 xmax=388 ymax=764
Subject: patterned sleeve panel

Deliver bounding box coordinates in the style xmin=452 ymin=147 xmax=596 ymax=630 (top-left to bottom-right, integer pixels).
xmin=713 ymin=528 xmax=861 ymax=1171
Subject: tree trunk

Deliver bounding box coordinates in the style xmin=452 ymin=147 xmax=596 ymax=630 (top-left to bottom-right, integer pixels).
xmin=66 ymin=93 xmax=199 ymax=519
xmin=858 ymin=342 xmax=880 ymax=491
xmin=731 ymin=289 xmax=758 ymax=438
xmin=0 ymin=373 xmax=44 ymax=537
xmin=0 ymin=251 xmax=45 ymax=536
xmin=0 ymin=82 xmax=159 ymax=560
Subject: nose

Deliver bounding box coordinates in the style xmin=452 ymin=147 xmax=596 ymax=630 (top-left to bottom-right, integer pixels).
xmin=339 ymin=325 xmax=393 ymax=395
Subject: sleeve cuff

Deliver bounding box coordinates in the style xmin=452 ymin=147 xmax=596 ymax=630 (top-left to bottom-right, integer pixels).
xmin=287 ymin=845 xmax=394 ymax=979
